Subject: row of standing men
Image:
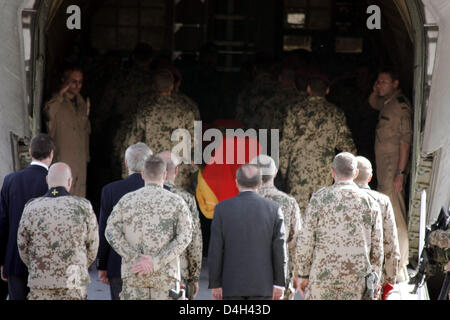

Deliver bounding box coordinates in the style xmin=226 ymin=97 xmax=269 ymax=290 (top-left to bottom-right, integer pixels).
xmin=0 ymin=134 xmax=421 ymax=299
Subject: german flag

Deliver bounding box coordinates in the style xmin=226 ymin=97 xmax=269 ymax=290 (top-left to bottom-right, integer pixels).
xmin=196 ymin=125 xmax=261 ymax=219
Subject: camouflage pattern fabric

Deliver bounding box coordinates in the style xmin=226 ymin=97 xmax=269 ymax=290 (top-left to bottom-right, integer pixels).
xmin=429 ymin=229 xmax=450 ymax=249
xmin=295 ymin=181 xmax=384 ymax=300
xmin=173 ymin=91 xmax=201 ymax=121
xmin=28 ymin=287 xmax=87 ymax=300
xmin=235 ymin=73 xmax=280 ymax=129
xmin=256 ymin=86 xmax=307 ymax=134
xmin=120 ymin=278 xmax=178 ymax=300
xmin=120 ymin=95 xmax=197 ymax=190
xmin=165 ymin=180 xmax=202 ymax=283
xmin=258 ymin=184 xmax=301 ymax=300
xmin=358 ymin=184 xmax=400 ymax=284
xmin=17 ymin=192 xmax=99 ymax=290
xmin=279 ymin=96 xmax=357 ymax=214
xmin=105 ymin=184 xmax=192 ymax=292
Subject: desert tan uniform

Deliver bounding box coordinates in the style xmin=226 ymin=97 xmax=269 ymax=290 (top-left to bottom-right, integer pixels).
xmin=295 ymin=181 xmax=383 ymax=300
xmin=105 ymin=184 xmax=192 ymax=300
xmin=358 ymin=184 xmax=401 ymax=285
xmin=258 ymin=184 xmax=301 ymax=300
xmin=44 ymin=94 xmax=90 ymax=197
xmin=17 ymin=187 xmax=99 ymax=300
xmin=370 ymin=90 xmax=412 ymax=282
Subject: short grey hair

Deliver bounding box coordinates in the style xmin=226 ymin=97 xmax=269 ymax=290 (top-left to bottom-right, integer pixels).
xmin=236 ymin=164 xmax=262 ymax=188
xmin=156 ymin=151 xmax=181 ymax=175
xmin=250 ymin=155 xmax=277 ymax=183
xmin=143 ymin=155 xmax=167 ymax=181
xmin=125 ymin=143 xmax=153 ymax=172
xmin=354 ymin=156 xmax=373 ymax=184
xmin=332 ymin=152 xmax=357 ymax=180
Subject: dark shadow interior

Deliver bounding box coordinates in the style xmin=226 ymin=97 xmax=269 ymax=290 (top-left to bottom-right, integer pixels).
xmin=41 ymin=0 xmax=415 ymax=214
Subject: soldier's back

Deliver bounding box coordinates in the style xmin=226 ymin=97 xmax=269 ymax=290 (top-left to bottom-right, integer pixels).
xmin=304 ymin=182 xmax=380 ymax=285
xmin=108 ymin=184 xmax=192 ymax=286
xmin=19 ymin=195 xmax=97 ymax=289
xmin=128 ymin=95 xmax=196 ymax=153
xmin=258 ymin=185 xmax=299 ymax=241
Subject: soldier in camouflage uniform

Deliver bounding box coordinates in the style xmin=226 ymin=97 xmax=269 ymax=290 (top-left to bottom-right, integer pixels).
xmin=235 ymin=59 xmax=280 ymax=129
xmin=121 ymin=70 xmax=197 ymax=192
xmin=158 ymin=151 xmax=202 ymax=299
xmin=279 ymin=76 xmax=357 ymax=215
xmin=294 ymin=153 xmax=383 ymax=300
xmin=105 ymin=156 xmax=192 ymax=300
xmin=354 ymin=156 xmax=401 ymax=288
xmin=250 ymin=155 xmax=301 ymax=300
xmin=256 ymin=68 xmax=307 ymax=134
xmin=17 ymin=163 xmax=99 ymax=300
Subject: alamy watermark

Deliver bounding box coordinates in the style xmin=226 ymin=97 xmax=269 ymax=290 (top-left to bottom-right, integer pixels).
xmin=170 ymin=121 xmax=279 ymax=173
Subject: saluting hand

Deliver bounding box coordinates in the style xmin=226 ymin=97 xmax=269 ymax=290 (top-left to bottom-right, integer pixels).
xmin=59 ymin=80 xmax=71 ymax=97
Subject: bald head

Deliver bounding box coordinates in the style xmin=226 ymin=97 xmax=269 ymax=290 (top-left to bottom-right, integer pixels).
xmin=47 ymin=162 xmax=72 ymax=191
xmin=236 ymin=164 xmax=262 ymax=190
xmin=157 ymin=151 xmax=181 ymax=179
xmin=354 ymin=156 xmax=373 ymax=185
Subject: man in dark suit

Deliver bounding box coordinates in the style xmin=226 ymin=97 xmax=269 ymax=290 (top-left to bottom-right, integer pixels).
xmin=96 ymin=142 xmax=152 ymax=300
xmin=0 ymin=134 xmax=55 ymax=300
xmin=208 ymin=164 xmax=287 ymax=300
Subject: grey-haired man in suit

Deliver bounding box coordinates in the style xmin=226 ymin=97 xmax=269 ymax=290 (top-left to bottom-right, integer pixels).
xmin=208 ymin=164 xmax=287 ymax=300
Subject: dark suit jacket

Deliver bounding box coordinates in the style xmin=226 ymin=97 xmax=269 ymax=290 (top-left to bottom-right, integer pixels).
xmin=208 ymin=190 xmax=287 ymax=298
xmin=97 ymin=173 xmax=144 ymax=278
xmin=0 ymin=164 xmax=48 ymax=276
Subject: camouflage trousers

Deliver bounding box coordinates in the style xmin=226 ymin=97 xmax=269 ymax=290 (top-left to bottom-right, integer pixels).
xmin=120 ymin=279 xmax=181 ymax=300
xmin=28 ymin=287 xmax=87 ymax=300
xmin=306 ymin=279 xmax=365 ymax=300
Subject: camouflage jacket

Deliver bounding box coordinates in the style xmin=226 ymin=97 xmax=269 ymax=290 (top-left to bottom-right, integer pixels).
xmin=258 ymin=184 xmax=301 ymax=273
xmin=172 ymin=91 xmax=201 ymax=121
xmin=279 ymin=96 xmax=357 ymax=209
xmin=358 ymin=184 xmax=400 ymax=284
xmin=257 ymin=86 xmax=307 ymax=134
xmin=165 ymin=180 xmax=202 ymax=282
xmin=280 ymin=96 xmax=356 ymax=180
xmin=17 ymin=187 xmax=99 ymax=289
xmin=235 ymin=73 xmax=280 ymax=129
xmin=295 ymin=181 xmax=384 ymax=286
xmin=429 ymin=229 xmax=450 ymax=249
xmin=105 ymin=183 xmax=193 ymax=286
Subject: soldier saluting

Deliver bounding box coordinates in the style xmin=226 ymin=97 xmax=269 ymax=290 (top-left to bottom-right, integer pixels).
xmin=369 ymin=68 xmax=412 ymax=283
